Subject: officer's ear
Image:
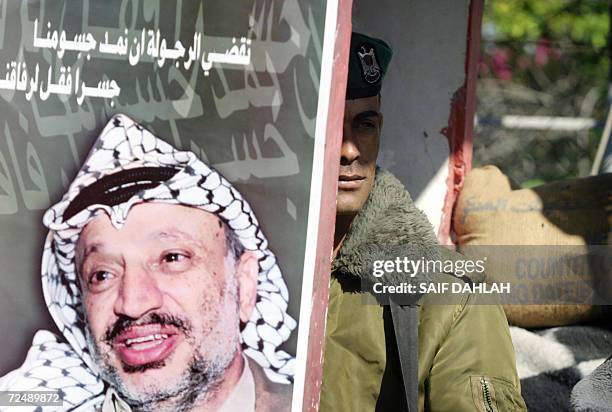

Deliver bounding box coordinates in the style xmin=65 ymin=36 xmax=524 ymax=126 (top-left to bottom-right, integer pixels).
xmin=235 ymin=250 xmax=258 ymax=323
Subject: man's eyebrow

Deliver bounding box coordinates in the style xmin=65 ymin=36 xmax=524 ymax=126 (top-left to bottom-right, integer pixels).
xmin=82 ymin=229 xmax=197 ymax=250
xmin=353 ymin=110 xmax=381 ymax=122
xmin=81 ymin=243 xmax=102 ymax=261
xmin=151 ymin=229 xmax=198 ymax=242
xmin=76 ymin=243 xmax=106 ymax=275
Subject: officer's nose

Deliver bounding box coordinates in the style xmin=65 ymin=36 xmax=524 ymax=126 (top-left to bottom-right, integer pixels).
xmin=113 ymin=265 xmax=163 ymax=319
xmin=341 ymin=123 xmax=360 ymax=165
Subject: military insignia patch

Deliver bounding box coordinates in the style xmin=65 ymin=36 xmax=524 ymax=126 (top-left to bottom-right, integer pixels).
xmin=357 ymin=43 xmax=381 ymax=84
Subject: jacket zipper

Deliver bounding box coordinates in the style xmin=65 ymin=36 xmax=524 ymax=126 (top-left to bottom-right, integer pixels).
xmin=480 ymin=377 xmax=495 ymax=412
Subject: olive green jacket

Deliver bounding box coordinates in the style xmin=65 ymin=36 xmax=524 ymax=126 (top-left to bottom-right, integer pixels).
xmin=320 ymin=169 xmax=526 ymax=412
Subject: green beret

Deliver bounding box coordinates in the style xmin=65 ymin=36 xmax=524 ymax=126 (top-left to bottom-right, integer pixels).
xmin=346 ymin=32 xmax=393 ymax=100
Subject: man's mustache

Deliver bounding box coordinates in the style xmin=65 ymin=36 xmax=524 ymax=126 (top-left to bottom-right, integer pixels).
xmin=103 ymin=313 xmax=192 ymax=343
xmin=338 ymin=166 xmax=362 ymax=175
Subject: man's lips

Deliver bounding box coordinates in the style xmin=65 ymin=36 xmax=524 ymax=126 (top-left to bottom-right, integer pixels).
xmin=338 ymin=174 xmax=365 ymax=190
xmin=113 ymin=325 xmax=180 ymax=367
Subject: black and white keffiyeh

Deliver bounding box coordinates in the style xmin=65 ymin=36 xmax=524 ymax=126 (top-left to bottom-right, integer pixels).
xmin=0 ymin=114 xmax=296 ymax=410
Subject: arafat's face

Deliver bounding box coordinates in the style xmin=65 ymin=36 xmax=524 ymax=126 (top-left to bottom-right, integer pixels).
xmin=336 ymin=95 xmax=382 ymax=216
xmin=76 ymin=203 xmax=249 ymax=404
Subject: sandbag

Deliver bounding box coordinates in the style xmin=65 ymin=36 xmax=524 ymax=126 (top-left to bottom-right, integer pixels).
xmin=453 ymin=165 xmax=611 ymax=327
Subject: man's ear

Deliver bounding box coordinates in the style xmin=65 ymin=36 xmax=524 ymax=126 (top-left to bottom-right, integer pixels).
xmin=235 ymin=251 xmax=258 ymax=323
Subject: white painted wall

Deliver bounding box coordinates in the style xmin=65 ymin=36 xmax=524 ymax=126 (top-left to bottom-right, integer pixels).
xmin=352 ymin=0 xmax=471 ymax=233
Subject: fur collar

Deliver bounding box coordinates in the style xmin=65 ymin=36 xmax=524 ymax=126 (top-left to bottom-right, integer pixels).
xmin=333 ymin=168 xmax=440 ymax=290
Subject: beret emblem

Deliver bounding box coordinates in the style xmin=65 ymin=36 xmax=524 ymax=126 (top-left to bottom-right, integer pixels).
xmin=357 ymin=43 xmax=381 ymax=84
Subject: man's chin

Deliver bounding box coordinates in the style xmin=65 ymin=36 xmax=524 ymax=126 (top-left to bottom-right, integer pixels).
xmin=336 ymin=193 xmax=367 ymax=216
xmin=113 ymin=359 xmax=178 ymax=390
xmin=106 ymin=353 xmax=228 ymax=411
xmin=109 ymin=362 xmax=192 ymax=406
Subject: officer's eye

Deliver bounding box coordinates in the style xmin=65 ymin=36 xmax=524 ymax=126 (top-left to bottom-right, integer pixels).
xmin=357 ymin=120 xmax=376 ymax=129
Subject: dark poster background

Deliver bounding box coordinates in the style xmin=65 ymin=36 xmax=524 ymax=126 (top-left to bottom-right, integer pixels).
xmin=0 ymin=0 xmax=326 ymax=375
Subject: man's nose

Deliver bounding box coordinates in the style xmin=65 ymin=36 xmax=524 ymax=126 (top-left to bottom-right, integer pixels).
xmin=113 ymin=265 xmax=163 ymax=319
xmin=341 ymin=125 xmax=360 ymax=165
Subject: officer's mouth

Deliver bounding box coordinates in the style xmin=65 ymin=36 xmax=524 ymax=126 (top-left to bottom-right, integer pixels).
xmin=338 ymin=174 xmax=365 ymax=190
xmin=113 ymin=325 xmax=181 ymax=368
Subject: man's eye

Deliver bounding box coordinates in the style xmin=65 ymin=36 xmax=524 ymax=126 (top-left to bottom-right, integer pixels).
xmin=159 ymin=252 xmax=191 ymax=272
xmin=163 ymin=252 xmax=187 ymax=263
xmin=357 ymin=121 xmax=376 ymax=129
xmin=89 ymin=270 xmax=113 ymax=285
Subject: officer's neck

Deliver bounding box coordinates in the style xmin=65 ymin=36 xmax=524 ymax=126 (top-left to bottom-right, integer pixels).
xmin=333 ymin=213 xmax=356 ymax=259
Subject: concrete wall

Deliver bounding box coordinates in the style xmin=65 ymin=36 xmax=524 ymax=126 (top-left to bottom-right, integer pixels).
xmin=353 ymin=0 xmax=471 ymax=234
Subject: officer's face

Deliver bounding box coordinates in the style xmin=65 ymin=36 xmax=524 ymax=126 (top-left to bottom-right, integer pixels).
xmin=337 ymin=95 xmax=382 ymax=216
xmin=76 ymin=203 xmax=258 ymax=408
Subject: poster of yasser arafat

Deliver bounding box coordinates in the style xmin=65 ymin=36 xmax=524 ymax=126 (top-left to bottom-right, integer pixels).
xmin=0 ymin=1 xmax=339 ymax=411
